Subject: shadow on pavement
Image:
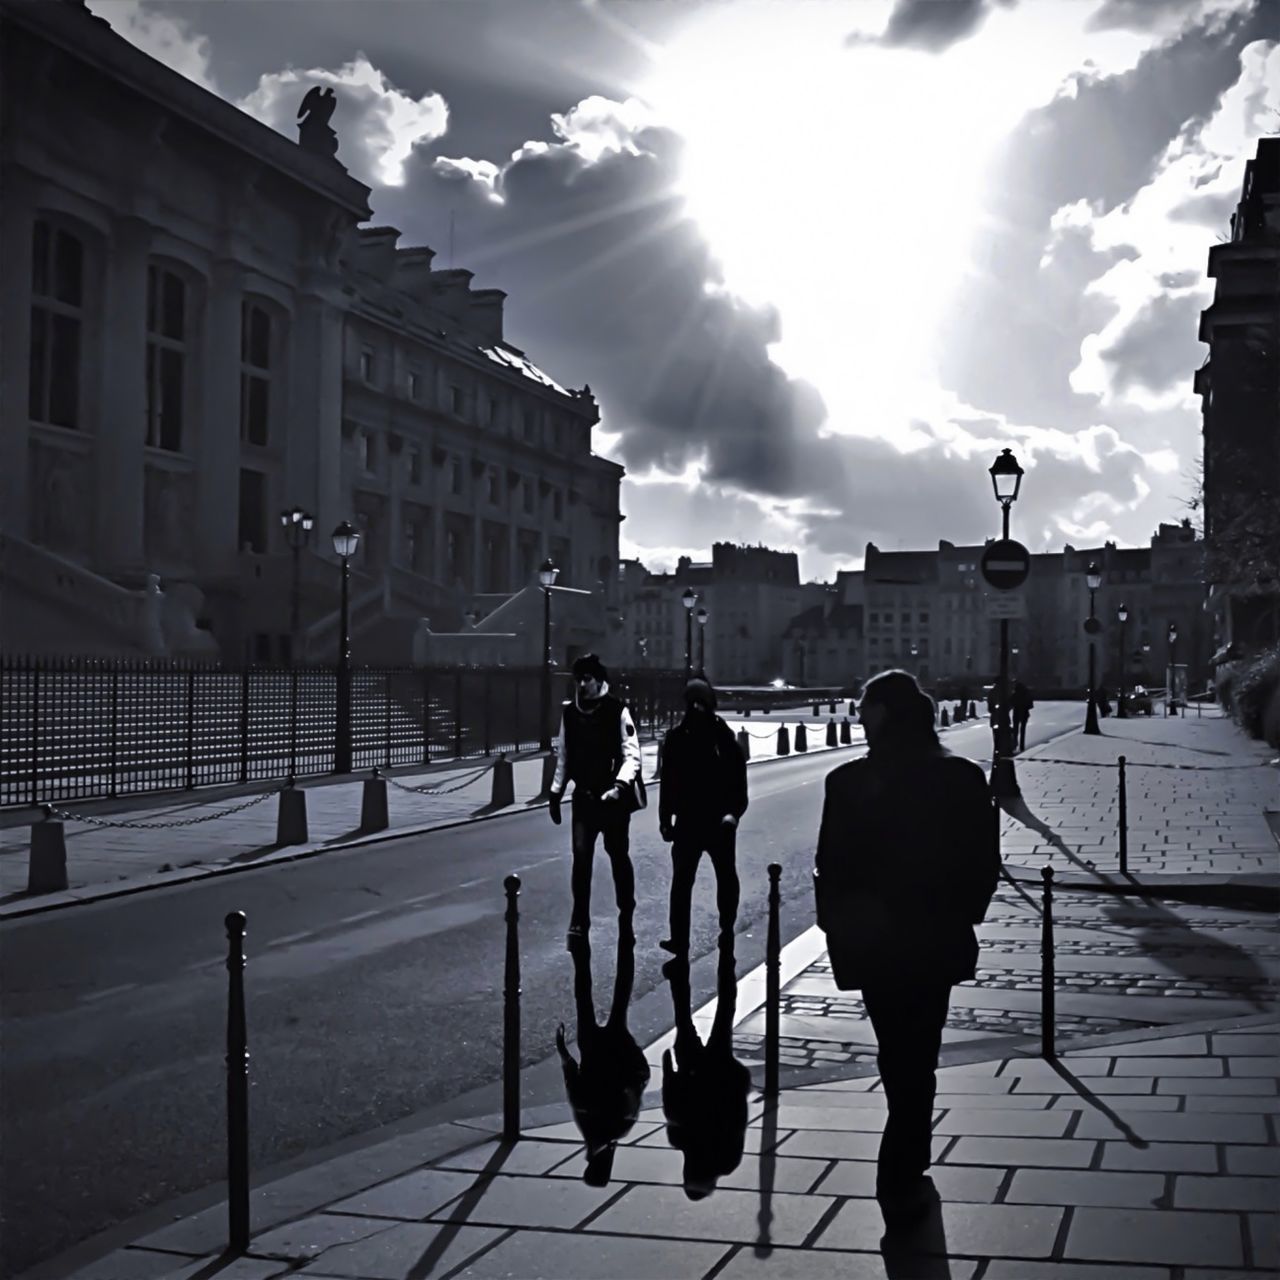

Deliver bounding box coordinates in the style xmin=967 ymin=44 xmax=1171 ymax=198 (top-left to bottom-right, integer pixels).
xmin=1046 ymin=1059 xmax=1148 ymax=1148
xmin=998 ymin=795 xmax=1100 ymax=877
xmin=879 ymin=1181 xmax=953 ymax=1277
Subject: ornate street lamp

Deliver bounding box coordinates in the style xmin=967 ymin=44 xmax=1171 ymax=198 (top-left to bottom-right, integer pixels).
xmin=1011 ymin=646 xmax=1019 ymax=678
xmin=1084 ymin=561 xmax=1102 ymax=735
xmin=909 ymin=642 xmax=919 ymax=676
xmin=1167 ymin=620 xmax=1179 ymax=717
xmin=1116 ymin=602 xmax=1129 ymax=718
xmin=280 ymin=506 xmax=314 ymax=663
xmin=538 ymin=557 xmax=558 ymax=751
xmin=331 ymin=519 xmax=360 ymax=772
xmin=681 ymin=587 xmax=697 ymax=679
xmin=988 ymin=447 xmax=1025 ymax=797
xmin=696 ymin=605 xmax=708 ymax=675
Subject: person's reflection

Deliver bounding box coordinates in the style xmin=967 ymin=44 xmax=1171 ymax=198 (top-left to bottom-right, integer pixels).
xmin=661 ymin=939 xmax=751 ymax=1199
xmin=555 ymin=923 xmax=650 ymax=1186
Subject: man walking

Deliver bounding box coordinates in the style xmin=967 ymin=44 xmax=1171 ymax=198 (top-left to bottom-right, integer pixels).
xmin=1011 ymin=680 xmax=1034 ymax=753
xmin=658 ymin=677 xmax=748 ymax=957
xmin=549 ymin=654 xmax=642 ymax=944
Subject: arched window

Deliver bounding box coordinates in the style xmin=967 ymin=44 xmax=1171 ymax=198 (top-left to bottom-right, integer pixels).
xmin=239 ymin=299 xmax=274 ymax=446
xmin=29 ymin=218 xmax=86 ymax=429
xmin=145 ymin=262 xmax=190 ymax=451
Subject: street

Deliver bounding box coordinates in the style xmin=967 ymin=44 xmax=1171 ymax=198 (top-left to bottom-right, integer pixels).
xmin=1 ymin=702 xmax=1079 ymax=1274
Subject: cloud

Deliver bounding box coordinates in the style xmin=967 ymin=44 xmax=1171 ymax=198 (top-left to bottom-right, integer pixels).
xmin=236 ymin=54 xmax=448 ymax=186
xmin=874 ymin=0 xmax=1013 ymax=52
xmin=87 ymin=0 xmax=217 ymax=91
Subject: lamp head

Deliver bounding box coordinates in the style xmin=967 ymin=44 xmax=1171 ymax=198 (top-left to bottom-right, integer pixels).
xmin=681 ymin=587 xmax=697 ymax=611
xmin=538 ymin=557 xmax=559 ymax=589
xmin=696 ymin=606 xmax=708 ymax=626
xmin=1117 ymin=602 xmax=1128 ymax=624
xmin=1085 ymin=561 xmax=1102 ymax=592
xmin=989 ymin=447 xmax=1024 ymax=507
xmin=1167 ymin=621 xmax=1178 ymax=642
xmin=331 ymin=520 xmax=360 ymax=559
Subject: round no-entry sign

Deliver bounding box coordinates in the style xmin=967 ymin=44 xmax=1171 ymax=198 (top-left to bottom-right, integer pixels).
xmin=980 ymin=539 xmax=1031 ymax=591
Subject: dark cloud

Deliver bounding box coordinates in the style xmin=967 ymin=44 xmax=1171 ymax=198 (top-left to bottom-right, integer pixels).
xmin=1087 ymin=0 xmax=1226 ymax=34
xmin=1099 ymin=292 xmax=1207 ymax=394
xmin=862 ymin=0 xmax=1014 ymax=53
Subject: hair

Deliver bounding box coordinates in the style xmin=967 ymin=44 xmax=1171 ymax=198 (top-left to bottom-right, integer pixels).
xmin=572 ymin=653 xmax=607 ymax=682
xmin=684 ymin=676 xmax=717 ymax=712
xmin=859 ymin=669 xmax=940 ymax=756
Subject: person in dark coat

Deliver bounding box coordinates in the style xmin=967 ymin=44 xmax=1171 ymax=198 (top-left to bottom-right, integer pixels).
xmin=658 ymin=677 xmax=748 ymax=956
xmin=549 ymin=654 xmax=642 ymax=944
xmin=813 ymin=669 xmax=1000 ymax=1225
xmin=1011 ymin=681 xmax=1034 ymax=752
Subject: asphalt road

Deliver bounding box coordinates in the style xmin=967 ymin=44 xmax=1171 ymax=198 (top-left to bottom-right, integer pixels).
xmin=0 ymin=702 xmax=1082 ymax=1275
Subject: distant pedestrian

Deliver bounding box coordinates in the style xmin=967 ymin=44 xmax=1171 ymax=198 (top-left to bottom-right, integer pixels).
xmin=1011 ymin=681 xmax=1034 ymax=752
xmin=658 ymin=677 xmax=748 ymax=956
xmin=549 ymin=654 xmax=643 ymax=944
xmin=1096 ymin=685 xmax=1112 ymax=718
xmin=813 ymin=670 xmax=1000 ymax=1226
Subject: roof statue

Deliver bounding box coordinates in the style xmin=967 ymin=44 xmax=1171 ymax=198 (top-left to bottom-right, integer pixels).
xmin=297 ymin=86 xmax=339 ymax=160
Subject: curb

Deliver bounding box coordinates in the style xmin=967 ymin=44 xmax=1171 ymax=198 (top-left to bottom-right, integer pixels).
xmin=1002 ymin=860 xmax=1280 ymax=910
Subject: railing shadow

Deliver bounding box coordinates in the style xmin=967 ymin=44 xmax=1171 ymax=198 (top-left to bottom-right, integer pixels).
xmin=1045 ymin=1058 xmax=1149 ymax=1149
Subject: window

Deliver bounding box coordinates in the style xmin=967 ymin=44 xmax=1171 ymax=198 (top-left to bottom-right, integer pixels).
xmin=553 ymin=489 xmax=563 ymax=520
xmin=487 ymin=467 xmax=500 ymax=504
xmin=450 ymin=385 xmax=465 ymax=417
xmin=900 ymin=612 xmax=910 ymax=625
xmin=357 ymin=429 xmax=376 ymax=474
xmin=359 ymin=346 xmax=375 ymax=383
xmin=28 ymin=219 xmax=85 ymax=429
xmin=869 ymin=611 xmax=878 ymax=625
xmin=145 ymin=264 xmax=188 ymax=452
xmin=489 ymin=396 xmax=500 ymax=428
xmin=238 ymin=468 xmax=267 ymax=553
xmin=451 ymin=455 xmax=464 ymax=495
xmin=239 ymin=300 xmax=272 ymax=446
xmin=523 ymin=406 xmax=537 ymax=442
xmin=408 ymin=445 xmax=422 ymax=486
xmin=408 ymin=368 xmax=422 ymax=401
xmin=919 ymin=612 xmax=929 ymax=624
xmin=404 ymin=520 xmax=423 ymax=571
xmin=523 ymin=478 xmax=535 ymax=513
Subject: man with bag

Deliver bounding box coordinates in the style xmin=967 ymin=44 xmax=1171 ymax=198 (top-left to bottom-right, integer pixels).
xmin=548 ymin=654 xmax=643 ymax=944
xmin=658 ymin=677 xmax=748 ymax=957
xmin=813 ymin=670 xmax=999 ymax=1226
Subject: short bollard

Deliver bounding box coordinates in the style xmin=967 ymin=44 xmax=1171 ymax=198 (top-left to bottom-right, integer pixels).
xmin=359 ymin=768 xmax=389 ymax=835
xmin=737 ymin=729 xmax=751 ymax=760
xmin=940 ymin=707 xmax=950 ymax=727
xmin=1040 ymin=867 xmax=1056 ymax=1059
xmin=812 ymin=701 xmax=820 ymax=717
xmin=765 ymin=863 xmax=782 ymax=1099
xmin=968 ymin=700 xmax=977 ymax=719
xmin=1117 ymin=755 xmax=1128 ymax=875
xmin=29 ymin=807 xmax=69 ymax=893
xmin=503 ymin=875 xmax=522 ymax=1141
xmin=276 ymin=781 xmax=308 ymax=846
xmin=825 ymin=718 xmax=837 ymax=747
xmin=225 ymin=911 xmax=250 ymax=1253
xmin=776 ymin=725 xmax=790 ymax=756
xmin=992 ymin=795 xmax=1001 ymax=859
xmin=840 ymin=717 xmax=852 ymax=745
xmin=489 ymin=753 xmax=514 ymax=809
xmin=847 ymin=700 xmax=857 ymax=718
xmin=795 ymin=722 xmax=808 ymax=752
xmin=828 ymin=700 xmax=836 ymax=714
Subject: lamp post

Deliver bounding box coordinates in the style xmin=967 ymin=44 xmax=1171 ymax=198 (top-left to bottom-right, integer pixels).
xmin=280 ymin=506 xmax=314 ymax=663
xmin=681 ymin=587 xmax=697 ymax=679
xmin=538 ymin=558 xmax=558 ymax=751
xmin=696 ymin=605 xmax=708 ymax=675
xmin=1167 ymin=621 xmax=1179 ymax=716
xmin=909 ymin=642 xmax=918 ymax=676
xmin=988 ymin=447 xmax=1024 ymax=797
xmin=1116 ymin=603 xmax=1129 ymax=718
xmin=331 ymin=520 xmax=360 ymax=773
xmin=1084 ymin=561 xmax=1101 ymax=735
xmin=1011 ymin=646 xmax=1018 ymax=678
xmin=797 ymin=638 xmax=806 ymax=687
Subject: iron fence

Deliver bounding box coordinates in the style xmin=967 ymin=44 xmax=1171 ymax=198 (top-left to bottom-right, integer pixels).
xmin=0 ymin=656 xmax=686 ymax=807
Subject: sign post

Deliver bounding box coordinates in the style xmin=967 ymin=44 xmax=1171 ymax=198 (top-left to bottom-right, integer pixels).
xmin=980 ymin=539 xmax=1030 ymax=798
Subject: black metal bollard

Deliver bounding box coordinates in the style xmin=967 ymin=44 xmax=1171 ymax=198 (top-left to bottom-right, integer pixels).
xmin=503 ymin=875 xmax=521 ymax=1140
xmin=224 ymin=911 xmax=250 ymax=1253
xmin=992 ymin=796 xmax=1001 ymax=861
xmin=765 ymin=863 xmax=782 ymax=1098
xmin=940 ymin=707 xmax=950 ymax=727
xmin=812 ymin=701 xmax=820 ymax=717
xmin=737 ymin=728 xmax=751 ymax=760
xmin=1117 ymin=756 xmax=1128 ymax=875
xmin=840 ymin=717 xmax=852 ymax=745
xmin=1040 ymin=867 xmax=1056 ymax=1059
xmin=795 ymin=723 xmax=808 ymax=752
xmin=825 ymin=718 xmax=837 ymax=747
xmin=776 ymin=725 xmax=790 ymax=756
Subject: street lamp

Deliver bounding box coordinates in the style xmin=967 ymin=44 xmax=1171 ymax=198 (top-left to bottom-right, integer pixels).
xmin=538 ymin=557 xmax=558 ymax=751
xmin=280 ymin=506 xmax=314 ymax=663
xmin=696 ymin=605 xmax=708 ymax=675
xmin=681 ymin=587 xmax=697 ymax=678
xmin=909 ymin=642 xmax=918 ymax=675
xmin=331 ymin=519 xmax=360 ymax=773
xmin=1167 ymin=621 xmax=1179 ymax=716
xmin=988 ymin=447 xmax=1025 ymax=796
xmin=1084 ymin=561 xmax=1102 ymax=735
xmin=1116 ymin=602 xmax=1129 ymax=718
xmin=1011 ymin=646 xmax=1019 ymax=678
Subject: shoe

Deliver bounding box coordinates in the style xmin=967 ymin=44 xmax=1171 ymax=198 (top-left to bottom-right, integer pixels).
xmin=876 ymin=1175 xmax=934 ymax=1230
xmin=658 ymin=938 xmax=688 ymax=955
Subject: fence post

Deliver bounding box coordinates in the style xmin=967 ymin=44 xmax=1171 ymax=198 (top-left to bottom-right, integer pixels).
xmin=1117 ymin=755 xmax=1128 ymax=875
xmin=30 ymin=664 xmax=40 ymax=806
xmin=238 ymin=669 xmax=250 ymax=784
xmin=503 ymin=874 xmax=522 ymax=1140
xmin=384 ymin=671 xmax=392 ymax=769
xmin=483 ymin=670 xmax=492 ymax=757
xmin=110 ymin=668 xmax=120 ymax=799
xmin=289 ymin=668 xmax=299 ymax=781
xmin=224 ymin=911 xmax=250 ymax=1253
xmin=185 ymin=668 xmax=196 ymax=790
xmin=454 ymin=669 xmax=463 ymax=759
xmin=513 ymin=674 xmax=522 ymax=752
xmin=1040 ymin=866 xmax=1056 ymax=1060
xmin=765 ymin=863 xmax=782 ymax=1098
xmin=421 ymin=668 xmax=431 ymax=766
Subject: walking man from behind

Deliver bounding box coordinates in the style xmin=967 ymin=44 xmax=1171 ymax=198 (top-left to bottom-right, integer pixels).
xmin=549 ymin=654 xmax=642 ymax=944
xmin=1011 ymin=680 xmax=1034 ymax=753
xmin=658 ymin=677 xmax=748 ymax=957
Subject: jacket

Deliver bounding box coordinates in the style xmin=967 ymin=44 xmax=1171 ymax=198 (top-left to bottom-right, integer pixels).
xmin=814 ymin=747 xmax=999 ymax=990
xmin=550 ymin=681 xmax=641 ymax=798
xmin=658 ymin=714 xmax=748 ymax=832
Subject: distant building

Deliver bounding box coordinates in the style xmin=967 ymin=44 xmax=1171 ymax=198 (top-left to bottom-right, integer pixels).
xmin=781 ymin=594 xmax=864 ymax=688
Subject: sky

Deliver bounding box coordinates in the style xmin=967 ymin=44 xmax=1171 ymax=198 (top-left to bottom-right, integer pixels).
xmin=91 ymin=0 xmax=1280 ymax=580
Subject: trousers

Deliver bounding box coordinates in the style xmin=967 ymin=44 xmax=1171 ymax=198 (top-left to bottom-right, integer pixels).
xmin=569 ymin=794 xmax=634 ymax=929
xmin=667 ymin=826 xmax=739 ymax=949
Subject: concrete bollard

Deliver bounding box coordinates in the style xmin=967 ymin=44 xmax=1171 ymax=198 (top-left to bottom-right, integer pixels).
xmin=29 ymin=809 xmax=69 ymax=893
xmin=795 ymin=722 xmax=808 ymax=752
xmin=848 ymin=700 xmax=857 ymax=718
xmin=840 ymin=716 xmax=852 ymax=745
xmin=776 ymin=725 xmax=790 ymax=756
xmin=737 ymin=729 xmax=751 ymax=760
xmin=360 ymin=769 xmax=389 ymax=834
xmin=828 ymin=701 xmax=836 ymax=714
xmin=940 ymin=707 xmax=950 ymax=727
xmin=490 ymin=753 xmax=515 ymax=809
xmin=276 ymin=782 xmax=308 ymax=846
xmin=825 ymin=718 xmax=837 ymax=747
xmin=968 ymin=700 xmax=977 ymax=719
xmin=812 ymin=702 xmax=820 ymax=717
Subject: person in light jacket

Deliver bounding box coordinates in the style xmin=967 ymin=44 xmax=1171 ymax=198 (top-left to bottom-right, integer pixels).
xmin=549 ymin=654 xmax=642 ymax=943
xmin=814 ymin=669 xmax=999 ymax=1225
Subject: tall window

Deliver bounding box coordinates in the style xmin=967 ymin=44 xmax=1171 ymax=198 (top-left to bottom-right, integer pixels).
xmin=238 ymin=468 xmax=267 ymax=553
xmin=28 ymin=219 xmax=84 ymax=429
xmin=450 ymin=385 xmax=465 ymax=417
xmin=408 ymin=366 xmax=422 ymax=401
xmin=359 ymin=346 xmax=375 ymax=383
xmin=239 ymin=300 xmax=272 ymax=446
xmin=451 ymin=455 xmax=464 ymax=495
xmin=408 ymin=445 xmax=422 ymax=485
xmin=145 ymin=264 xmax=187 ymax=451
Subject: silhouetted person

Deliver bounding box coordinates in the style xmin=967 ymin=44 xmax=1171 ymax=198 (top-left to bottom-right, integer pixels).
xmin=661 ymin=940 xmax=749 ymax=1198
xmin=1011 ymin=681 xmax=1034 ymax=752
xmin=658 ymin=677 xmax=748 ymax=956
xmin=555 ymin=924 xmax=650 ymax=1185
xmin=1096 ymin=685 xmax=1112 ymax=717
xmin=548 ymin=654 xmax=642 ymax=944
xmin=813 ymin=670 xmax=1000 ymax=1226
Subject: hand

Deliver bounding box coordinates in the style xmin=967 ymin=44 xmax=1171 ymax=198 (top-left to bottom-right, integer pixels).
xmin=601 ymin=786 xmax=622 ymax=803
xmin=721 ymin=814 xmax=739 ymax=829
xmin=659 ymin=822 xmax=675 ymax=843
xmin=548 ymin=793 xmax=562 ymax=825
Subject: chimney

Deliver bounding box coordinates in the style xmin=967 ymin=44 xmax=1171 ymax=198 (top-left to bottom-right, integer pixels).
xmin=429 ymin=268 xmax=474 ymax=328
xmin=467 ymin=289 xmax=506 ymax=346
xmin=392 ymin=245 xmax=437 ymax=303
xmin=354 ymin=226 xmax=401 ymax=281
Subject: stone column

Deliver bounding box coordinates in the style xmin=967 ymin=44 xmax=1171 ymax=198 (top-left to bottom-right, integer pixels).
xmin=197 ymin=260 xmax=243 ymax=576
xmin=0 ymin=171 xmax=39 ymax=539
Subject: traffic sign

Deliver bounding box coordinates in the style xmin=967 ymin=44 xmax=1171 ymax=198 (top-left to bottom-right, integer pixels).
xmin=1083 ymin=617 xmax=1102 ymax=635
xmin=981 ymin=539 xmax=1030 ymax=591
xmin=986 ymin=592 xmax=1027 ymax=620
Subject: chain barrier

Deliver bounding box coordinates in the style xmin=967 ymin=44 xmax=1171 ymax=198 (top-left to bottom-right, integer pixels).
xmin=42 ymin=788 xmax=281 ymax=829
xmin=1016 ymin=756 xmax=1276 ymax=772
xmin=385 ymin=763 xmax=495 ymax=796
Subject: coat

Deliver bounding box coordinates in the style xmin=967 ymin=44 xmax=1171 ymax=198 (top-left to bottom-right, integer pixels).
xmin=814 ymin=746 xmax=1000 ymax=990
xmin=658 ymin=714 xmax=748 ymax=834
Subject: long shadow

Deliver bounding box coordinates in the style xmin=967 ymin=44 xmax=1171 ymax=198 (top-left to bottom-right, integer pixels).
xmin=998 ymin=795 xmax=1101 ymax=876
xmin=754 ymin=1092 xmax=778 ymax=1257
xmin=1114 ymin=737 xmax=1232 ymax=757
xmin=878 ymin=1181 xmax=953 ymax=1278
xmin=1046 ymin=1058 xmax=1149 ymax=1148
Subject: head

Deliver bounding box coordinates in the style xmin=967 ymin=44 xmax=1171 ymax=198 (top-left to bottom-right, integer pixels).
xmin=572 ymin=653 xmax=607 ymax=700
xmin=683 ymin=676 xmax=717 ymax=718
xmin=857 ymin=669 xmax=938 ymax=755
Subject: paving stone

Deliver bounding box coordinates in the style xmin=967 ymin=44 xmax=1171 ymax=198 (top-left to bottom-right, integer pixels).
xmin=546 ymin=1143 xmax=827 ymax=1195
xmin=1037 ymin=1076 xmax=1156 ymax=1095
xmin=1184 ymin=1094 xmax=1280 ymax=1113
xmin=427 ymin=1173 xmax=616 ymax=1229
xmin=817 ymin=1198 xmax=1063 ymax=1258
xmin=780 ymin=1089 xmax=888 ymax=1109
xmin=1070 ymin=1035 xmax=1209 ymax=1056
xmin=795 ymin=1076 xmax=881 ymax=1092
xmin=931 ymin=1109 xmax=1071 ymax=1137
xmin=774 ymin=1105 xmax=891 ymax=1132
xmin=1156 ymin=1075 xmax=1277 ymax=1095
xmin=1225 ymin=1143 xmax=1280 ymax=1175
xmin=451 ymin=1227 xmax=730 ymax=1279
xmin=1005 ymin=1168 xmax=1164 ymax=1208
xmin=1071 ymin=1109 xmax=1268 ymax=1144
xmin=288 ymin=1222 xmax=502 ymax=1278
xmin=1049 ymin=1094 xmax=1180 ymax=1111
xmin=1209 ymin=1033 xmax=1279 ymax=1055
xmin=1065 ymin=1207 xmax=1244 ymax=1268
xmin=1004 ymin=1058 xmax=1114 ymax=1080
xmin=933 ymin=1092 xmax=1053 ymax=1109
xmin=1110 ymin=1057 xmax=1224 ymax=1077
xmin=66 ymin=1252 xmax=269 ymax=1280
xmin=715 ymin=1242 xmax=980 ymax=1279
xmin=1101 ymin=1141 xmax=1219 ymax=1172
xmin=585 ymin=1183 xmax=834 ymax=1248
xmin=1248 ymin=1212 xmax=1278 ymax=1270
xmin=1174 ymin=1174 xmax=1277 ymax=1210
xmin=774 ymin=1129 xmax=881 ymax=1161
xmin=152 ymin=1260 xmax=291 ymax=1280
xmin=943 ymin=1136 xmax=1095 ymax=1168
xmin=813 ymin=1159 xmax=1004 ymax=1203
xmin=984 ymin=1264 xmax=1171 ymax=1280
xmin=247 ymin=1213 xmax=394 ymax=1259
xmin=433 ymin=1139 xmax=579 ymax=1176
xmin=328 ymin=1168 xmax=480 ymax=1220
xmin=1225 ymin=1056 xmax=1280 ymax=1077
